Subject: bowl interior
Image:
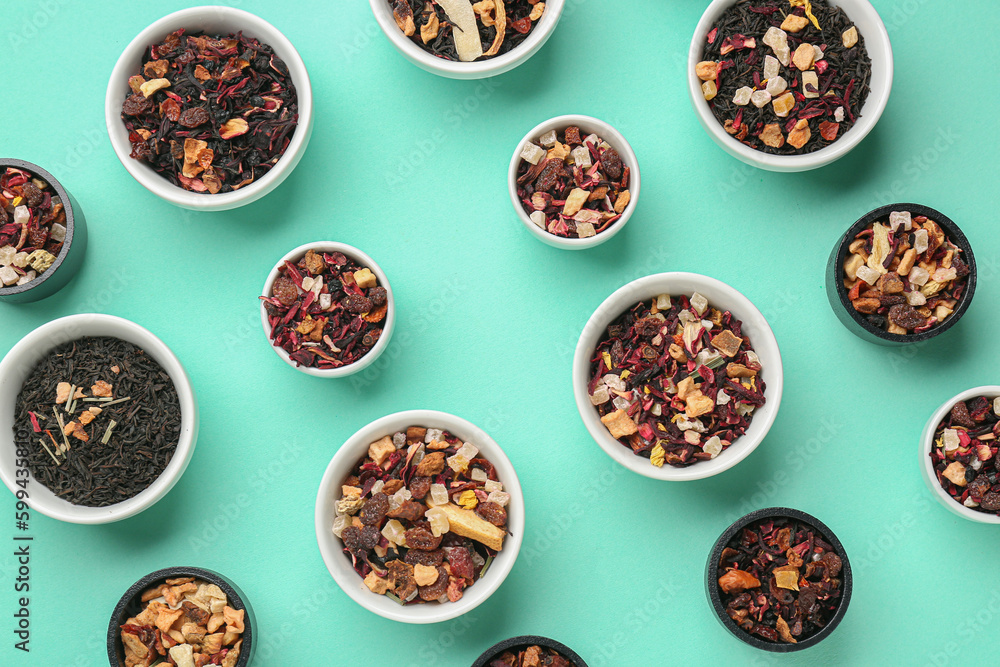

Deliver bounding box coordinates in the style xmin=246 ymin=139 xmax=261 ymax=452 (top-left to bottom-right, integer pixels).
xmin=920 ymin=386 xmax=1000 ymax=524
xmin=259 ymin=242 xmax=395 ymax=378
xmin=0 ymin=314 xmax=197 ymax=523
xmin=370 ymin=0 xmax=565 ymax=78
xmin=831 ymin=203 xmax=977 ymax=343
xmin=107 ymin=567 xmax=254 ymax=667
xmin=688 ymin=0 xmax=892 ymax=170
xmin=573 ymin=273 xmax=783 ymax=481
xmin=705 ymin=507 xmax=852 ymax=651
xmin=509 ymin=114 xmax=640 ymax=249
xmin=473 ymin=635 xmax=589 ymax=667
xmin=0 ymin=159 xmax=78 ymax=296
xmin=315 ymin=410 xmax=524 ymax=623
xmin=106 ymin=6 xmax=313 ymax=209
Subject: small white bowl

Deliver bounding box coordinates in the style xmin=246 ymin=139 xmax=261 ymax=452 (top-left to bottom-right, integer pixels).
xmin=260 ymin=242 xmax=395 ymax=378
xmin=0 ymin=314 xmax=198 ymax=524
xmin=509 ymin=115 xmax=640 ymax=250
xmin=370 ymin=0 xmax=565 ymax=80
xmin=920 ymin=386 xmax=1000 ymax=524
xmin=687 ymin=0 xmax=893 ymax=172
xmin=314 ymin=410 xmax=524 ymax=623
xmin=105 ymin=6 xmax=314 ymax=210
xmin=573 ymin=272 xmax=783 ymax=481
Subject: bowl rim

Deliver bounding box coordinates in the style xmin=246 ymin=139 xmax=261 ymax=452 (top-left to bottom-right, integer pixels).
xmin=573 ymin=272 xmax=783 ymax=481
xmin=369 ymin=0 xmax=566 ymax=79
xmin=472 ymin=635 xmax=589 ymax=667
xmin=104 ymin=5 xmax=313 ymax=210
xmin=106 ymin=566 xmax=254 ymax=667
xmin=919 ymin=386 xmax=1000 ymax=524
xmin=687 ymin=0 xmax=894 ymax=172
xmin=0 ymin=158 xmax=79 ymax=296
xmin=705 ymin=507 xmax=853 ymax=652
xmin=507 ymin=114 xmax=641 ymax=250
xmin=259 ymin=241 xmax=396 ymax=378
xmin=314 ymin=409 xmax=524 ymax=624
xmin=0 ymin=313 xmax=198 ymax=524
xmin=829 ymin=203 xmax=977 ymax=344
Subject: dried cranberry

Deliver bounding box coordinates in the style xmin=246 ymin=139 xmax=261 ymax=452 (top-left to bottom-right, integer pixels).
xmin=404 ymin=548 xmax=444 ymax=567
xmin=888 ymin=304 xmax=926 ymax=330
xmin=122 ymin=94 xmax=153 ymax=116
xmin=980 ymin=491 xmax=1000 ymax=512
xmin=601 ymin=147 xmax=623 ymax=181
xmin=387 ymin=500 xmax=426 ymax=523
xmin=443 ymin=546 xmax=476 ymax=579
xmin=360 ymin=492 xmax=389 ymax=526
xmin=475 ymin=502 xmax=506 ymax=526
xmin=404 ymin=527 xmax=442 ymax=551
xmin=409 ymin=476 xmax=431 ymax=500
xmin=178 ymin=107 xmax=211 ymax=128
xmin=950 ymin=401 xmax=975 ymax=428
xmin=360 ymin=525 xmax=380 ymax=550
xmin=21 ymin=181 xmax=43 ymax=208
xmin=417 ymin=565 xmax=450 ymax=601
xmin=534 ymin=160 xmax=562 ymax=193
xmin=272 ymin=275 xmax=298 ymax=307
xmin=344 ymin=294 xmax=373 ymax=314
xmin=341 ymin=526 xmax=362 ymax=553
xmin=160 ymin=98 xmax=182 ymax=122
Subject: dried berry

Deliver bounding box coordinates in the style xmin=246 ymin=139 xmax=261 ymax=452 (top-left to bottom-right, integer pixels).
xmin=417 ymin=565 xmax=450 ymax=601
xmin=178 ymin=106 xmax=211 ymax=128
xmin=369 ymin=286 xmax=388 ymax=307
xmin=475 ymin=501 xmax=507 ymax=526
xmin=21 ymin=181 xmax=43 ymax=208
xmin=342 ymin=526 xmax=362 ymax=553
xmin=444 ymin=546 xmax=476 ymax=579
xmin=602 ymin=147 xmax=623 ymax=181
xmin=950 ymin=401 xmax=975 ymax=428
xmin=272 ymin=275 xmax=298 ymax=307
xmin=981 ymin=492 xmax=1000 ymax=512
xmin=344 ymin=294 xmax=373 ymax=314
xmin=388 ymin=500 xmax=426 ymax=523
xmin=404 ymin=548 xmax=444 ymax=567
xmin=360 ymin=492 xmax=389 ymax=526
xmin=360 ymin=525 xmax=380 ymax=550
xmin=414 ymin=452 xmax=446 ymax=477
xmin=409 ymin=475 xmax=431 ymax=500
xmin=888 ymin=304 xmax=926 ymax=330
xmin=534 ymin=160 xmax=562 ymax=193
xmin=121 ymin=94 xmax=153 ymax=116
xmin=404 ymin=526 xmax=442 ymax=551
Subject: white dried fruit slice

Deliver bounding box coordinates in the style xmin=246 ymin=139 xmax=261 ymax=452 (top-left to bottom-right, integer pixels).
xmin=437 ymin=0 xmax=484 ymax=62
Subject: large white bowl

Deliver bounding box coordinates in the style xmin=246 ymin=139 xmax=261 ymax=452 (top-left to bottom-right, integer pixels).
xmin=370 ymin=0 xmax=565 ymax=80
xmin=573 ymin=273 xmax=783 ymax=481
xmin=0 ymin=314 xmax=198 ymax=523
xmin=508 ymin=115 xmax=641 ymax=250
xmin=315 ymin=410 xmax=524 ymax=623
xmin=105 ymin=6 xmax=313 ymax=210
xmin=260 ymin=242 xmax=395 ymax=378
xmin=920 ymin=386 xmax=1000 ymax=525
xmin=687 ymin=0 xmax=893 ymax=172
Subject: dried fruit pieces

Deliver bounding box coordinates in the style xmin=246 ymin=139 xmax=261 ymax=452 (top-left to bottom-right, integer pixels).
xmin=0 ymin=167 xmax=67 ymax=288
xmin=590 ymin=293 xmax=765 ymax=468
xmin=261 ymin=249 xmax=388 ymax=370
xmin=490 ymin=644 xmax=578 ymax=667
xmin=699 ymin=0 xmax=872 ymax=155
xmin=516 ymin=126 xmax=631 ymax=239
xmin=119 ymin=577 xmax=245 ymax=667
xmin=333 ymin=426 xmax=510 ymax=605
xmin=930 ymin=395 xmax=1000 ymax=514
xmin=842 ymin=212 xmax=970 ymax=335
xmin=121 ymin=29 xmax=298 ymax=194
xmin=718 ymin=517 xmax=846 ymax=644
xmin=390 ymin=0 xmax=545 ymax=62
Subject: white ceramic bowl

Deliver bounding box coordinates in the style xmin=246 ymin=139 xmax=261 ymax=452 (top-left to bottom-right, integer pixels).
xmin=509 ymin=115 xmax=640 ymax=250
xmin=687 ymin=0 xmax=893 ymax=172
xmin=0 ymin=314 xmax=198 ymax=523
xmin=315 ymin=410 xmax=524 ymax=623
xmin=920 ymin=386 xmax=1000 ymax=524
xmin=573 ymin=272 xmax=783 ymax=480
xmin=370 ymin=0 xmax=565 ymax=79
xmin=260 ymin=242 xmax=395 ymax=378
xmin=105 ymin=6 xmax=313 ymax=210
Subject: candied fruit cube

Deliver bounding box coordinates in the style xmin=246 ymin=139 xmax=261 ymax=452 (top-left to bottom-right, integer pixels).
xmin=471 ymin=468 xmax=487 ymax=482
xmin=539 ymin=130 xmax=558 ymax=147
xmin=763 ymin=55 xmax=780 ymax=80
xmin=456 ymin=442 xmax=479 ymax=460
xmin=429 ymin=484 xmax=449 ymax=506
xmin=520 ymin=142 xmax=545 ymax=165
xmin=690 ymin=292 xmax=709 ymax=316
xmin=590 ymin=385 xmax=610 ymax=405
xmin=425 ymin=507 xmax=450 ymax=537
xmin=486 ymin=491 xmax=510 ymax=508
xmin=733 ymin=86 xmax=753 ymax=106
xmin=751 ymin=90 xmax=771 ymax=109
xmin=484 ymin=480 xmax=503 ymax=493
xmin=382 ymin=519 xmax=406 ymax=545
xmin=765 ymin=76 xmax=787 ymax=97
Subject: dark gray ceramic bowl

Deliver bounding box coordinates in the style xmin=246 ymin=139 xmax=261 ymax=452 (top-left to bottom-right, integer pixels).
xmin=473 ymin=635 xmax=588 ymax=666
xmin=0 ymin=159 xmax=87 ymax=303
xmin=826 ymin=203 xmax=976 ymax=346
xmin=705 ymin=507 xmax=852 ymax=652
xmin=107 ymin=567 xmax=255 ymax=667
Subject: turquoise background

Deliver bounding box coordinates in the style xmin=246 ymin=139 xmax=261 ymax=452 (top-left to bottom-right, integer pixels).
xmin=2 ymin=0 xmax=999 ymax=665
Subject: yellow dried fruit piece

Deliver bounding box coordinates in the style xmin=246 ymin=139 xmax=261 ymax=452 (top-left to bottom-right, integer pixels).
xmin=867 ymin=222 xmax=891 ymax=276
xmin=420 ymin=10 xmax=440 ymax=44
xmin=787 ymin=119 xmax=811 ymax=149
xmin=529 ymin=1 xmax=545 ymax=21
xmin=942 ymin=461 xmax=967 ymax=487
xmin=696 ymin=61 xmax=718 ymax=81
xmin=562 ymin=188 xmax=589 ymax=217
xmin=843 ymin=26 xmax=859 ymax=48
xmin=600 ymin=409 xmax=638 ymax=439
xmin=780 ymin=14 xmax=810 ymax=33
xmin=614 ymin=190 xmax=630 ymax=214
xmin=776 ymin=615 xmax=798 ymax=643
xmin=792 ymin=43 xmax=815 ymax=71
xmin=774 ymin=569 xmax=800 ymax=590
xmin=760 ymin=123 xmax=785 ymax=148
xmin=458 ymin=489 xmax=478 ymax=509
xmin=772 ymin=92 xmax=796 ymax=117
xmin=650 ymin=443 xmax=665 ymax=468
xmin=139 ymin=78 xmax=171 ymax=98
xmin=702 ymin=80 xmax=718 ymax=101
